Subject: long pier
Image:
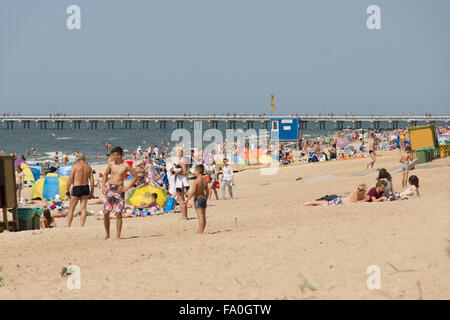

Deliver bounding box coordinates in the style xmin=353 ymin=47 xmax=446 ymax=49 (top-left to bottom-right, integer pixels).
xmin=0 ymin=114 xmax=448 ymax=130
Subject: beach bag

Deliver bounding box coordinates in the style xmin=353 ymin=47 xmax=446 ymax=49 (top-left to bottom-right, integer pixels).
xmin=205 ymin=175 xmax=211 ymax=183
xmin=215 ymin=181 xmax=220 ymax=189
xmin=165 ymin=197 xmax=175 ymax=212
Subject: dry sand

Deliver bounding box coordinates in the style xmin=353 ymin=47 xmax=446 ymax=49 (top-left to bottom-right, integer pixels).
xmin=1 ymin=154 xmax=449 ymax=299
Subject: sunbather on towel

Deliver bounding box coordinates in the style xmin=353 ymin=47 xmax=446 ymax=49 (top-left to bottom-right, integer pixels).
xmin=304 ymin=184 xmax=369 ymax=206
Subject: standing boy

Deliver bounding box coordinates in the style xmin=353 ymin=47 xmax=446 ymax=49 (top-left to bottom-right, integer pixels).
xmin=183 ymin=164 xmax=209 ymax=234
xmin=400 ymin=146 xmax=413 ymax=188
xmin=102 ymin=146 xmax=138 ymax=239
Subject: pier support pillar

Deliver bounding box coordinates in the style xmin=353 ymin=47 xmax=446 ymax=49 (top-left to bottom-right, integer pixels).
xmin=334 ymin=121 xmax=344 ymax=130
xmin=408 ymin=120 xmax=417 ymax=128
xmin=227 ymin=121 xmax=236 ymax=129
xmin=352 ymin=121 xmax=362 ymax=129
xmin=371 ymin=121 xmax=380 ymax=129
xmin=301 ymin=121 xmax=308 ymax=130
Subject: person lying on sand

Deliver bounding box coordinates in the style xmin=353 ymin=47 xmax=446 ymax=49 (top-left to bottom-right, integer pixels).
xmin=304 ymin=184 xmax=368 ymax=206
xmin=391 ymin=175 xmax=420 ymax=200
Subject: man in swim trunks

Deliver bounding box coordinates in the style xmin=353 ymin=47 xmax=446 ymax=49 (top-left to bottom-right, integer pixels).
xmin=102 ymin=146 xmax=138 ymax=240
xmin=66 ymin=153 xmax=94 ymax=227
xmin=366 ymin=132 xmax=378 ymax=169
xmin=183 ymin=164 xmax=209 ymax=234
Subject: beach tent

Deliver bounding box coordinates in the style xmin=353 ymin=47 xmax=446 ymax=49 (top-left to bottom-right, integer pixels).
xmin=30 ymin=173 xmax=68 ymax=200
xmin=126 ymin=184 xmax=168 ymax=208
xmin=57 ymin=164 xmax=73 ymax=177
xmin=20 ymin=163 xmax=41 ymax=183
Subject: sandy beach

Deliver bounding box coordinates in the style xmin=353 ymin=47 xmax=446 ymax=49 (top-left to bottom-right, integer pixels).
xmin=0 ymin=153 xmax=449 ymax=300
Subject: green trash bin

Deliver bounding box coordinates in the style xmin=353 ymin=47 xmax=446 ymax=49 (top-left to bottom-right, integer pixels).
xmin=416 ymin=149 xmax=428 ymax=163
xmin=32 ymin=208 xmax=43 ymax=230
xmin=18 ymin=208 xmax=37 ymax=231
xmin=423 ymin=147 xmax=435 ymax=161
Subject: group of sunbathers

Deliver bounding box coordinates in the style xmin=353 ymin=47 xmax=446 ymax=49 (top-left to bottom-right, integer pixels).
xmin=304 ymin=168 xmax=420 ymax=206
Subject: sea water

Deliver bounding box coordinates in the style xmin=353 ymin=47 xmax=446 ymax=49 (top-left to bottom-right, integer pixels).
xmin=0 ymin=119 xmax=439 ymax=164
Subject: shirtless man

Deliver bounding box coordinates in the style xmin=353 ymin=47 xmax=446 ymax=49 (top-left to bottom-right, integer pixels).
xmin=66 ymin=153 xmax=94 ymax=227
xmin=304 ymin=184 xmax=369 ymax=206
xmin=366 ymin=132 xmax=378 ymax=169
xmin=183 ymin=164 xmax=209 ymax=233
xmin=102 ymin=146 xmax=137 ymax=239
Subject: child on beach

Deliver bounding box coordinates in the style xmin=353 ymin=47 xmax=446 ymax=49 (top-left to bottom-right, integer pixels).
xmin=221 ymin=159 xmax=234 ymax=199
xmin=133 ymin=193 xmax=159 ymax=216
xmin=400 ymin=146 xmax=413 ymax=188
xmin=183 ymin=164 xmax=209 ymax=234
xmin=102 ymin=146 xmax=138 ymax=240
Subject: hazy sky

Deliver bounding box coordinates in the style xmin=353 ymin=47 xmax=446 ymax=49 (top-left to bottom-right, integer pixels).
xmin=1 ymin=0 xmax=449 ymax=115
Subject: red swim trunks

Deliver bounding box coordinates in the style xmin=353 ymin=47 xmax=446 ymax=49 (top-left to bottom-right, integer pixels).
xmin=104 ymin=184 xmax=125 ymax=213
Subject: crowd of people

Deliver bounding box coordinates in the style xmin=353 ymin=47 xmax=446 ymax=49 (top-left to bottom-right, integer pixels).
xmin=5 ymin=124 xmax=448 ymax=238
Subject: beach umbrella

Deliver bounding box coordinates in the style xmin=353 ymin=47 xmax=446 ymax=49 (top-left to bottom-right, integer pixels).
xmin=57 ymin=164 xmax=73 ymax=177
xmin=336 ymin=137 xmax=350 ymax=148
xmin=30 ymin=173 xmax=68 ymax=200
xmin=126 ymin=184 xmax=168 ymax=208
